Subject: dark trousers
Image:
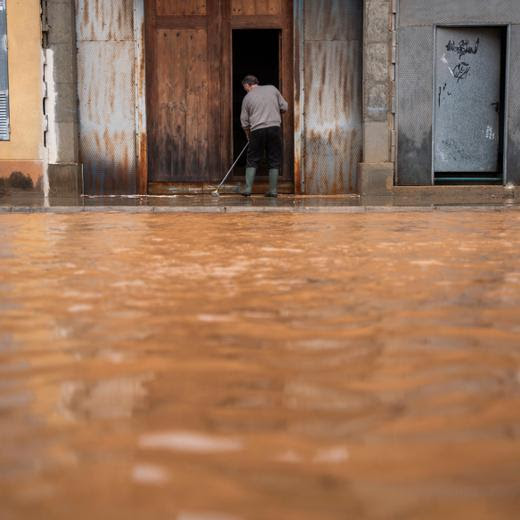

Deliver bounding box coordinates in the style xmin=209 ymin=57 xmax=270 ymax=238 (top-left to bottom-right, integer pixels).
xmin=246 ymin=126 xmax=282 ymax=169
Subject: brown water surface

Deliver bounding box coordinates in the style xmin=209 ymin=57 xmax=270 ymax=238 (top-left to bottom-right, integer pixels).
xmin=1 ymin=212 xmax=519 ymax=519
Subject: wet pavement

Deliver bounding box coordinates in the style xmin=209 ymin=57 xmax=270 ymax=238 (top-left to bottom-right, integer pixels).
xmin=0 ymin=193 xmax=367 ymax=212
xmin=1 ymin=211 xmax=520 ymax=519
xmin=1 ymin=186 xmax=520 ymax=213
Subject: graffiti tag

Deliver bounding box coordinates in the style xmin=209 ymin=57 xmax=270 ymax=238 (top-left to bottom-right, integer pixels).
xmin=438 ymin=82 xmax=453 ymax=106
xmin=446 ymin=38 xmax=480 ymax=59
xmin=453 ymin=62 xmax=471 ymax=82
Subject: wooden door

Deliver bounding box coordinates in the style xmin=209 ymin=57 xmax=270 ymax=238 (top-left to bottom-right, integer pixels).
xmin=146 ymin=0 xmax=293 ymax=187
xmin=146 ymin=0 xmax=222 ymax=183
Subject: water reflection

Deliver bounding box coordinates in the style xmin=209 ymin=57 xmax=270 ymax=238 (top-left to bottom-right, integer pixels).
xmin=0 ymin=212 xmax=519 ymax=518
xmin=58 ymin=374 xmax=152 ymax=421
xmin=177 ymin=513 xmax=242 ymax=520
xmin=131 ymin=463 xmax=170 ymax=485
xmin=139 ymin=432 xmax=243 ymax=453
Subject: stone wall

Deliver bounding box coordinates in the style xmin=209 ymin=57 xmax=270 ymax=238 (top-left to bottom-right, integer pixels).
xmin=359 ymin=0 xmax=394 ymax=197
xmin=0 ymin=0 xmax=45 ymax=195
xmin=43 ymin=0 xmax=82 ymax=197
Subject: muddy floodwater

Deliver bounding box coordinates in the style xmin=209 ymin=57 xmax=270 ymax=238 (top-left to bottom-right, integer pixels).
xmin=1 ymin=212 xmax=520 ymax=519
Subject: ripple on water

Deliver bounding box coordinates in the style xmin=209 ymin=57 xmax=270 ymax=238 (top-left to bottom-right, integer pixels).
xmin=1 ymin=212 xmax=520 ymax=518
xmin=131 ymin=464 xmax=170 ymax=485
xmin=139 ymin=432 xmax=243 ymax=454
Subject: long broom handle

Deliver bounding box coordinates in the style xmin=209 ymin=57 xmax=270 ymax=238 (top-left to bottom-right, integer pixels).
xmin=215 ymin=142 xmax=249 ymax=190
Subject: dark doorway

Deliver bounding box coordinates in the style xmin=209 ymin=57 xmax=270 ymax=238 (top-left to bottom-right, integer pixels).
xmin=232 ymin=29 xmax=280 ymax=177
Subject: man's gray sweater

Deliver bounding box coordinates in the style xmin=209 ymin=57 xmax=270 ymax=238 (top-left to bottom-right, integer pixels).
xmin=240 ymin=85 xmax=288 ymax=131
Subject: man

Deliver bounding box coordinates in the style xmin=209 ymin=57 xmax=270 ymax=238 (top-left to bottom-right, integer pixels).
xmin=240 ymin=75 xmax=288 ymax=197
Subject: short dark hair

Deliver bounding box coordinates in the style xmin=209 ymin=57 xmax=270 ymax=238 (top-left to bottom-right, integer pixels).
xmin=242 ymin=75 xmax=259 ymax=86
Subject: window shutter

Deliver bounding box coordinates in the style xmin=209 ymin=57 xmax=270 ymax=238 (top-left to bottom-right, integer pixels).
xmin=0 ymin=0 xmax=10 ymax=141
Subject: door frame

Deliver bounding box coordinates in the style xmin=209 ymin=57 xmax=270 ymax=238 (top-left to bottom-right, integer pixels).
xmin=431 ymin=23 xmax=510 ymax=185
xmin=142 ymin=0 xmax=223 ymax=187
xmin=229 ymin=27 xmax=294 ymax=184
xmin=221 ymin=2 xmax=295 ymax=189
xmin=135 ymin=0 xmax=298 ymax=194
xmin=134 ymin=0 xmax=147 ymax=194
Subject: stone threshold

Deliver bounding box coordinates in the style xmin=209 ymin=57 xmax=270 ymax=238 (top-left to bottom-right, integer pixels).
xmin=393 ymin=185 xmax=520 ymax=204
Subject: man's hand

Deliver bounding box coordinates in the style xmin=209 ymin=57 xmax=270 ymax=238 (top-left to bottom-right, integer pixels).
xmin=244 ymin=128 xmax=251 ymax=141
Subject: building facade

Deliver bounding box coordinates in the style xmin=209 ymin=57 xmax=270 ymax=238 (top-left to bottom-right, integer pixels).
xmin=0 ymin=0 xmax=46 ymax=194
xmin=2 ymin=1 xmax=519 ymax=199
xmin=396 ymin=0 xmax=520 ymax=188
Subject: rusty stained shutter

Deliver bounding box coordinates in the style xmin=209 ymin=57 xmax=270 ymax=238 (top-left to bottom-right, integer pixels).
xmin=76 ymin=0 xmax=137 ymax=195
xmin=0 ymin=0 xmax=9 ymax=141
xmin=302 ymin=0 xmax=363 ymax=194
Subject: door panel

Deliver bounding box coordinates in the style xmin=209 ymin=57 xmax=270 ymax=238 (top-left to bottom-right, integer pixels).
xmin=231 ymin=0 xmax=281 ymax=16
xmin=434 ymin=27 xmax=502 ymax=173
xmin=156 ymin=0 xmax=207 ymax=16
xmin=146 ymin=0 xmax=216 ymax=183
xmin=150 ymin=29 xmax=209 ymax=181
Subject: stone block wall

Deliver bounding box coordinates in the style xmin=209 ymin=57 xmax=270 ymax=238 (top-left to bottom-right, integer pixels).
xmin=42 ymin=0 xmax=82 ymax=197
xmin=359 ymin=0 xmax=394 ymax=196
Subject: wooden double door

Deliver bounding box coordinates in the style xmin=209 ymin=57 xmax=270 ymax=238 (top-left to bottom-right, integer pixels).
xmin=145 ymin=0 xmax=294 ymax=187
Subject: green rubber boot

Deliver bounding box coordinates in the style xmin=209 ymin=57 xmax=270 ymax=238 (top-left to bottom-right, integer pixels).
xmin=265 ymin=169 xmax=279 ymax=198
xmin=241 ymin=167 xmax=256 ymax=197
